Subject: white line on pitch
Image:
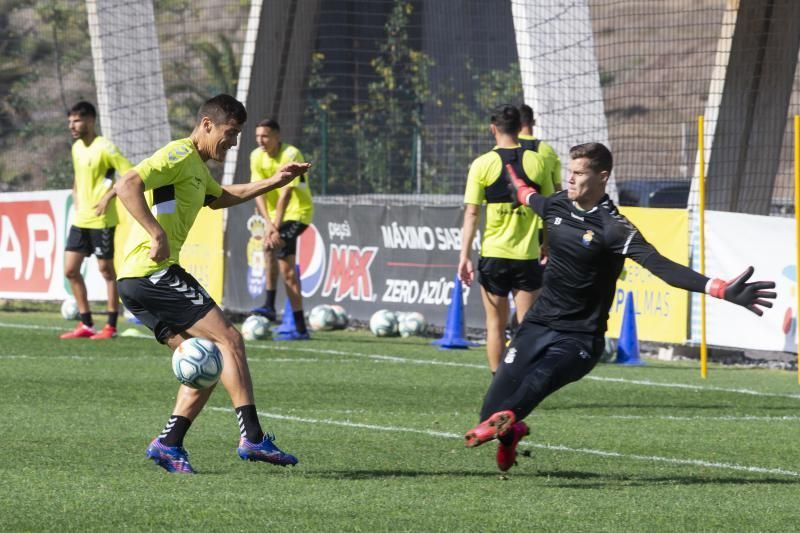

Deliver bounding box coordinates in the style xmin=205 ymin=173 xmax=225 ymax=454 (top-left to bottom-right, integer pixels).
xmin=583 ymin=414 xmax=800 ymax=422
xmin=3 ymin=320 xmax=800 ymax=401
xmin=208 ymin=406 xmax=800 ymax=478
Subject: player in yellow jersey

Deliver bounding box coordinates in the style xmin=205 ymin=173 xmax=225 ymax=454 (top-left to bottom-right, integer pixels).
xmin=249 ymin=119 xmax=314 ymax=340
xmin=115 ymin=95 xmax=310 ymax=474
xmin=458 ymin=105 xmax=552 ymax=374
xmin=60 ymin=101 xmax=132 ymax=340
xmin=519 ymin=104 xmax=561 ymax=195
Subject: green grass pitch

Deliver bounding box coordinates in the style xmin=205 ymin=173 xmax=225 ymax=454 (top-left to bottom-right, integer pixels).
xmin=1 ymin=311 xmax=800 ymax=531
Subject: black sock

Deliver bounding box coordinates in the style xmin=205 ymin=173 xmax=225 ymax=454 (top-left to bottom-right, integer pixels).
xmin=80 ymin=312 xmax=93 ymax=327
xmin=265 ymin=290 xmax=276 ymax=309
xmin=107 ymin=312 xmax=118 ymax=328
xmin=235 ymin=404 xmax=264 ymax=442
xmin=294 ymin=310 xmax=307 ymax=333
xmin=158 ymin=415 xmax=192 ymax=447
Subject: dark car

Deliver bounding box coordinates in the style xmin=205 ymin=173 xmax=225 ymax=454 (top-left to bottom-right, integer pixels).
xmin=616 ymin=179 xmax=690 ymax=208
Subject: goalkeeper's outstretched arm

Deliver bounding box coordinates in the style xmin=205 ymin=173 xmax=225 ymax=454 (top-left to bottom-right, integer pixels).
xmin=629 ymin=239 xmax=777 ymax=317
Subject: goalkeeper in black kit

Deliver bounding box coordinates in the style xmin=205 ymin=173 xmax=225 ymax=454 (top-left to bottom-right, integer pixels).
xmin=464 ymin=142 xmax=777 ymax=472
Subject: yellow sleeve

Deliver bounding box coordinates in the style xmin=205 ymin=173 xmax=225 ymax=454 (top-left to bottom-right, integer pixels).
xmin=250 ymin=149 xmax=263 ymax=183
xmin=134 ymin=142 xmax=189 ymax=191
xmin=204 ymin=173 xmax=223 ymax=200
xmin=464 ymin=155 xmax=488 ymax=205
xmin=522 ymin=150 xmax=548 ymax=192
xmin=282 ymin=146 xmax=306 ymax=189
xmin=104 ymin=141 xmax=133 ymax=176
xmin=538 ymin=142 xmax=561 ymax=190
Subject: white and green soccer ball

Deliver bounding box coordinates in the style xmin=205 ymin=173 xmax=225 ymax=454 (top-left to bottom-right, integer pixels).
xmin=308 ymin=304 xmax=338 ymax=331
xmin=329 ymin=304 xmax=349 ymax=329
xmin=172 ymin=337 xmax=223 ymax=389
xmin=370 ymin=309 xmax=399 ymax=337
xmin=398 ymin=311 xmax=426 ymax=337
xmin=242 ymin=315 xmax=271 ymax=340
xmin=60 ymin=298 xmax=79 ymax=320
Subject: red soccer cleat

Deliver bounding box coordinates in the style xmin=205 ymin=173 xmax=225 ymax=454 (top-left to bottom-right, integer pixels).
xmin=464 ymin=410 xmax=516 ymax=448
xmin=90 ymin=324 xmax=117 ymax=340
xmin=496 ymin=421 xmax=529 ymax=472
xmin=60 ymin=323 xmax=96 ymax=339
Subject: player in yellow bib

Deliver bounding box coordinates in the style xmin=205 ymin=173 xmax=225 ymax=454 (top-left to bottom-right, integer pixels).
xmin=115 ymin=95 xmax=310 ymax=474
xmin=519 ymin=104 xmax=561 ymax=195
xmin=458 ymin=105 xmax=552 ymax=374
xmin=60 ymin=101 xmax=132 ymax=340
xmin=249 ymin=119 xmax=314 ymax=339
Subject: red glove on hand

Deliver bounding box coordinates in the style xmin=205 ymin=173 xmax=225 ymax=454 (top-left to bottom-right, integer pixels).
xmin=707 ymin=266 xmax=777 ymax=316
xmin=506 ymin=164 xmax=537 ymax=208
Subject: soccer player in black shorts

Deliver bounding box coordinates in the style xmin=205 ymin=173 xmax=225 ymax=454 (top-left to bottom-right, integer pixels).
xmin=60 ymin=101 xmax=132 ymax=340
xmin=115 ymin=95 xmax=310 ymax=474
xmin=464 ymin=142 xmax=777 ymax=472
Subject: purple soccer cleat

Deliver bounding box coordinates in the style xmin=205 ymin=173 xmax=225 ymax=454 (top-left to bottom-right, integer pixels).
xmin=146 ymin=438 xmax=195 ymax=474
xmin=237 ymin=434 xmax=298 ymax=466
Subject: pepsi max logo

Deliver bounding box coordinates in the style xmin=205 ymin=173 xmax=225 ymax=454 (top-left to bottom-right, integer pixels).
xmin=297 ymin=224 xmax=326 ymax=297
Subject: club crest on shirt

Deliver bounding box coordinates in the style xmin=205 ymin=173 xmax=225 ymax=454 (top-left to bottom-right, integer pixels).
xmin=581 ymin=230 xmax=594 ymax=246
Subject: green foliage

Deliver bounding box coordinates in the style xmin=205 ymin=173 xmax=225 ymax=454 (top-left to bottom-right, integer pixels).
xmin=304 ymin=0 xmax=524 ymax=195
xmin=351 ymin=1 xmax=433 ymax=194
xmin=166 ymin=35 xmax=240 ymax=137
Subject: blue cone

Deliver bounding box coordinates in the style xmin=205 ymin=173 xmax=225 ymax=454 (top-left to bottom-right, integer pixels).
xmin=273 ymin=264 xmax=302 ymax=338
xmin=431 ymin=275 xmax=476 ymax=350
xmin=616 ymin=291 xmax=644 ymax=365
xmin=273 ymin=296 xmax=296 ymax=336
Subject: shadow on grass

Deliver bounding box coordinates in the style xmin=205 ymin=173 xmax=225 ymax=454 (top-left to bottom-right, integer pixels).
xmin=305 ymin=467 xmax=800 ymax=486
xmin=308 ymin=469 xmax=533 ymax=480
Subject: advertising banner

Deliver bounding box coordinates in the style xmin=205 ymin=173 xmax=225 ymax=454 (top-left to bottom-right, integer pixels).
xmin=606 ymin=207 xmax=689 ymax=343
xmin=0 ymin=190 xmax=225 ymax=302
xmin=223 ymin=203 xmax=484 ymax=327
xmin=698 ymin=211 xmax=795 ymax=353
xmin=0 ymin=190 xmax=107 ymax=300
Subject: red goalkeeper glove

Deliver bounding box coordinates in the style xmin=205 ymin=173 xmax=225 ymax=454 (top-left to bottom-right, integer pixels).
xmin=505 ymin=164 xmax=538 ymax=208
xmin=706 ymin=266 xmax=776 ymax=316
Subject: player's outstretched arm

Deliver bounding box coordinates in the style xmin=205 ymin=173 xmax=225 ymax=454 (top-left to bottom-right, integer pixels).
xmin=209 ymin=162 xmax=310 ymax=210
xmin=707 ymin=266 xmax=777 ymax=316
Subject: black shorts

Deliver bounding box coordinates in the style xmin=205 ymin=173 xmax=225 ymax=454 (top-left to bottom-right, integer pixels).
xmin=477 ymin=257 xmax=543 ymax=296
xmin=118 ymin=265 xmax=216 ymax=344
xmin=65 ymin=226 xmax=115 ymax=259
xmin=276 ymin=221 xmax=308 ymax=259
xmin=479 ymin=321 xmax=605 ymax=421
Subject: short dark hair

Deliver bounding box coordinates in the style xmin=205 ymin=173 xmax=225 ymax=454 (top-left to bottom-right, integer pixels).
xmin=68 ymin=101 xmax=96 ymax=119
xmin=256 ymin=118 xmax=280 ymax=131
xmin=569 ymin=142 xmax=613 ymax=173
xmin=490 ymin=104 xmax=521 ymax=134
xmin=519 ymin=104 xmax=534 ymax=127
xmin=197 ymin=94 xmax=247 ymax=125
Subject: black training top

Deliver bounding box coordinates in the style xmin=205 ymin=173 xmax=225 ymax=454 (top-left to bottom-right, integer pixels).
xmin=526 ymin=191 xmax=708 ymax=335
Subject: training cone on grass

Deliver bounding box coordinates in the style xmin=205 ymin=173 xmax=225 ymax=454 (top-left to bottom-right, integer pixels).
xmin=432 ymin=275 xmax=476 ymax=350
xmin=616 ymin=290 xmax=644 ymax=365
xmin=273 ymin=264 xmax=302 ymax=339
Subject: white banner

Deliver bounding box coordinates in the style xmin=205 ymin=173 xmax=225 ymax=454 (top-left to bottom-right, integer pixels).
xmin=702 ymin=210 xmax=796 ymax=353
xmin=0 ymin=190 xmax=108 ymax=300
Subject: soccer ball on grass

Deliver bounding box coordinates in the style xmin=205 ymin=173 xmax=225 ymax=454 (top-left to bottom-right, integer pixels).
xmin=370 ymin=309 xmax=399 ymax=337
xmin=308 ymin=304 xmax=338 ymax=331
xmin=172 ymin=337 xmax=223 ymax=389
xmin=398 ymin=312 xmax=426 ymax=337
xmin=242 ymin=314 xmax=271 ymax=340
xmin=329 ymin=304 xmax=349 ymax=329
xmin=61 ymin=298 xmax=79 ymax=320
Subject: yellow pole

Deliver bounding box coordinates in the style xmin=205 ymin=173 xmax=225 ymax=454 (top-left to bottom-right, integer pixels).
xmin=794 ymin=115 xmax=800 ymax=383
xmin=699 ymin=116 xmax=708 ymax=379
